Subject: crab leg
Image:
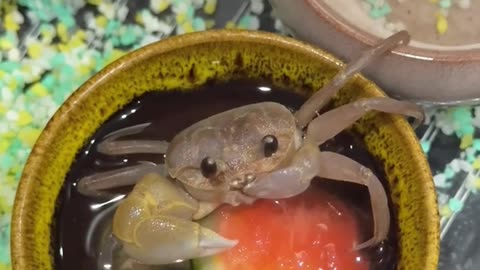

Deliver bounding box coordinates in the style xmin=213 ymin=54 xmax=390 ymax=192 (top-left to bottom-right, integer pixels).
xmin=295 ymin=30 xmax=410 ymax=128
xmin=98 ymin=140 xmax=169 ymax=155
xmin=305 ymin=97 xmax=424 ymax=146
xmin=97 ymin=122 xmax=169 ymax=155
xmin=113 ymin=173 xmax=237 ymax=265
xmin=77 ymin=162 xmax=166 ymax=197
xmin=243 ymin=144 xmax=389 ymax=250
xmin=313 ymin=151 xmax=390 ymax=250
xmin=97 ymin=231 xmax=121 ymax=270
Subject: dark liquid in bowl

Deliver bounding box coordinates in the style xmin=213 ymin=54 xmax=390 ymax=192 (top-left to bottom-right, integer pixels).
xmin=53 ymin=80 xmax=398 ymax=270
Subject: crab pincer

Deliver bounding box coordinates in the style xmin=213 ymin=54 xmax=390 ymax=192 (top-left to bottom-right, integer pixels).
xmin=112 ymin=173 xmax=237 ymax=265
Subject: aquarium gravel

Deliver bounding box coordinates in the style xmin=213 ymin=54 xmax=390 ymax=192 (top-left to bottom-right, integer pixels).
xmin=0 ymin=0 xmax=479 ymax=269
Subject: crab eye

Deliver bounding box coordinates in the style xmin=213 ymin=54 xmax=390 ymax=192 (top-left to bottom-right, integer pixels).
xmin=200 ymin=157 xmax=217 ymax=178
xmin=262 ymin=135 xmax=278 ymax=157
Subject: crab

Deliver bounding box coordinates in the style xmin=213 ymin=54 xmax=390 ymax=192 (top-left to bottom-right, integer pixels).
xmin=78 ymin=30 xmax=424 ymax=265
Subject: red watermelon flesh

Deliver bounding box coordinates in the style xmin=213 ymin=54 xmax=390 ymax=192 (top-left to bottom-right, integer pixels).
xmin=196 ymin=188 xmax=370 ymax=270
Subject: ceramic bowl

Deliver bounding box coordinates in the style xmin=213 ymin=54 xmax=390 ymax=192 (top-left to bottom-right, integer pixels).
xmin=270 ymin=0 xmax=480 ymax=106
xmin=11 ymin=29 xmax=438 ymax=270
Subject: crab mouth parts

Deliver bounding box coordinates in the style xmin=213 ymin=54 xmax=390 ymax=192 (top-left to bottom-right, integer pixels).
xmin=230 ymin=173 xmax=256 ymax=190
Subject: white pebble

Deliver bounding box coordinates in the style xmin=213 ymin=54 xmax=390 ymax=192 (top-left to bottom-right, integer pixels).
xmin=32 ymin=110 xmax=46 ymax=126
xmin=23 ymin=35 xmax=39 ymax=47
xmin=435 ymin=110 xmax=448 ymax=122
xmin=139 ymin=34 xmax=160 ymax=47
xmin=250 ymin=0 xmax=265 ymax=14
xmin=141 ymin=10 xmax=160 ymax=33
xmin=7 ymin=48 xmax=20 ymax=61
xmin=459 ymin=159 xmax=472 ymax=172
xmin=1 ymin=87 xmax=15 ymax=105
xmin=116 ymin=5 xmax=129 ymax=21
xmin=85 ymin=30 xmax=95 ymax=44
xmin=47 ymin=105 xmax=58 ymax=119
xmin=172 ymin=2 xmax=188 ymax=14
xmin=5 ymin=110 xmax=18 ymax=122
xmin=20 ymin=74 xmax=35 ymax=84
xmin=436 ymin=192 xmax=449 ymax=205
xmin=440 ymin=124 xmax=455 ymax=136
xmin=450 ymin=159 xmax=461 ymax=172
xmin=92 ymin=40 xmax=103 ymax=49
xmin=150 ymin=0 xmax=170 ymax=13
xmin=11 ymin=9 xmax=24 ymax=24
xmin=175 ymin=25 xmax=185 ymax=35
xmin=466 ymin=147 xmax=476 ymax=156
xmin=64 ymin=54 xmax=79 ymax=69
xmin=465 ymin=172 xmax=477 ymax=192
xmin=99 ymin=2 xmax=115 ymax=20
xmin=274 ymin=19 xmax=284 ymax=31
xmin=249 ymin=16 xmax=260 ymax=30
xmin=434 ymin=173 xmax=449 ymax=188
xmin=24 ymin=60 xmax=46 ymax=79
xmin=84 ymin=12 xmax=96 ymax=29
xmin=143 ymin=10 xmax=175 ymax=35
xmin=36 ymin=96 xmax=58 ymax=121
xmin=26 ymin=10 xmax=41 ymax=25
xmin=435 ymin=111 xmax=456 ymax=135
xmin=157 ymin=20 xmax=175 ymax=35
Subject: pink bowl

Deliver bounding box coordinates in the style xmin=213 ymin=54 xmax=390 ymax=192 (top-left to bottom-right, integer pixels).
xmin=270 ymin=0 xmax=480 ymax=106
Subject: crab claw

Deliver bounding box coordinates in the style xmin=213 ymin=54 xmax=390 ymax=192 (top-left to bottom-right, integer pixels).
xmin=120 ymin=216 xmax=237 ymax=265
xmin=112 ymin=173 xmax=237 ymax=265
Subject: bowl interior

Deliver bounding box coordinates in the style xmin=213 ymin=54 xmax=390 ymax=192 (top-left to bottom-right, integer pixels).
xmin=11 ymin=29 xmax=438 ymax=270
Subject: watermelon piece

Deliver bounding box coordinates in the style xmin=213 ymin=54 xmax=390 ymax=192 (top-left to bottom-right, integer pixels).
xmin=193 ymin=188 xmax=370 ymax=270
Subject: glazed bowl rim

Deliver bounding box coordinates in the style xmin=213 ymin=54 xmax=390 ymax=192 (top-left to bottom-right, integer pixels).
xmin=305 ymin=0 xmax=480 ymax=62
xmin=11 ymin=29 xmax=438 ymax=269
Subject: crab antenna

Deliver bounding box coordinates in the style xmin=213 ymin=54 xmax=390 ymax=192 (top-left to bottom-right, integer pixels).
xmin=294 ymin=30 xmax=411 ymax=128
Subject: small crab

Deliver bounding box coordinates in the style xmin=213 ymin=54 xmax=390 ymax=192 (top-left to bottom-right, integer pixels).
xmin=78 ymin=30 xmax=424 ymax=265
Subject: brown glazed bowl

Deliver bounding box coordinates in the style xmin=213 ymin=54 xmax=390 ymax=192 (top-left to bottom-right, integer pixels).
xmin=11 ymin=29 xmax=438 ymax=270
xmin=270 ymin=0 xmax=480 ymax=106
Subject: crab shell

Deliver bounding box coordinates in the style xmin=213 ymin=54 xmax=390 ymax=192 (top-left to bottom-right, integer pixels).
xmin=165 ymin=102 xmax=302 ymax=194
